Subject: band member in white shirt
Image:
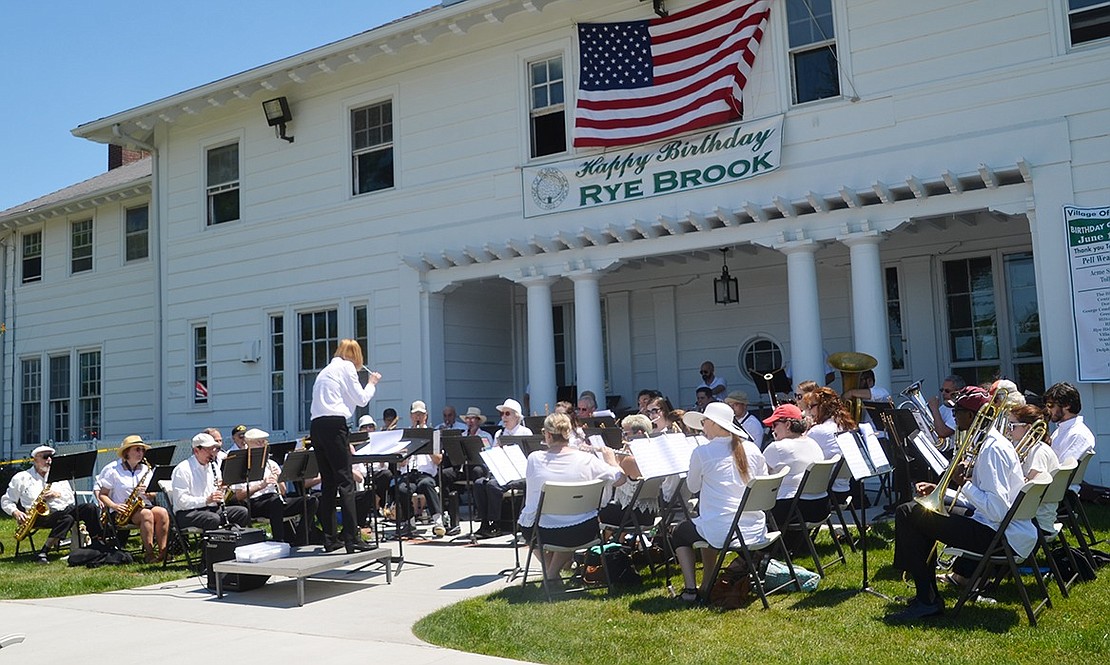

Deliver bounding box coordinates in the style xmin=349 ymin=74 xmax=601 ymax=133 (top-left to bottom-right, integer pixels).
xmin=95 ymin=435 xmax=170 ymax=562
xmin=229 ymin=428 xmax=318 ymax=544
xmin=1044 ymin=382 xmax=1096 ymax=469
xmin=171 ymin=433 xmax=250 ymax=531
xmin=3 ymin=445 xmax=103 ymax=563
xmin=310 ymin=339 xmax=380 ymax=553
xmin=473 ymin=398 xmax=532 ymax=538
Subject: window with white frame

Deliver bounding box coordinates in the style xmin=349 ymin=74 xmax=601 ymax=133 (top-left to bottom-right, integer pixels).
xmin=353 ymin=305 xmax=370 ymax=422
xmin=194 ymin=325 xmax=208 ymax=405
xmin=1068 ymin=1 xmax=1110 ymax=46
xmin=49 ymin=355 xmax=70 ymax=443
xmin=885 ymin=267 xmax=906 ymax=372
xmin=528 ymin=55 xmax=566 ymax=158
xmin=785 ymin=0 xmax=840 ymax=104
xmin=77 ymin=350 xmax=101 ymax=440
xmin=22 ymin=231 xmax=42 ymax=283
xmin=21 ymin=358 xmax=41 ymax=446
xmin=351 ymin=101 xmax=394 ymax=195
xmin=298 ymin=309 xmax=338 ymax=430
xmin=71 ymin=219 xmax=93 ymax=273
xmin=206 ymin=143 xmax=240 ymax=225
xmin=270 ymin=315 xmax=285 ymax=432
xmin=125 ymin=205 xmax=149 ymax=261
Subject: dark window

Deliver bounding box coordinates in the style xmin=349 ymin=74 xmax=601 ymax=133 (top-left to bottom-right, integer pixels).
xmin=207 ymin=143 xmax=240 ymax=225
xmin=21 ymin=358 xmax=41 ymax=446
xmin=529 ymin=57 xmax=566 ymax=158
xmin=786 ymin=0 xmax=840 ymax=104
xmin=1069 ymin=0 xmax=1110 ymax=46
xmin=21 ymin=231 xmax=41 ymax=283
xmin=71 ymin=219 xmax=93 ymax=273
xmin=125 ymin=205 xmax=149 ymax=261
xmin=352 ymin=101 xmax=395 ymax=195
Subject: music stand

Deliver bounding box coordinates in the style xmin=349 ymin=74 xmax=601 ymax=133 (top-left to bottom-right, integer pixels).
xmin=222 ymin=448 xmax=269 ymax=532
xmin=266 ymin=441 xmax=297 ymax=466
xmin=353 ymin=433 xmax=434 ymax=573
xmin=523 ymin=416 xmax=546 ymax=432
xmin=581 ymin=416 xmax=617 ymax=428
xmin=277 ymin=450 xmax=319 ymax=547
xmin=42 ymin=451 xmax=92 ymax=485
xmin=441 ymin=436 xmax=487 ymax=543
xmin=497 ymin=435 xmax=545 ymax=455
xmin=582 ymin=427 xmax=622 ymax=449
xmin=835 ymin=426 xmax=894 ymax=601
xmin=144 ymin=445 xmax=176 ymax=467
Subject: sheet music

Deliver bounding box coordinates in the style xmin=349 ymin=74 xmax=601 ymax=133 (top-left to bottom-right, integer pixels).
xmin=912 ymin=431 xmax=949 ymax=476
xmin=480 ymin=444 xmax=528 ymax=485
xmin=835 ymin=425 xmax=891 ymax=480
xmin=353 ymin=429 xmax=410 ymax=457
xmin=627 ymin=432 xmax=699 ymax=479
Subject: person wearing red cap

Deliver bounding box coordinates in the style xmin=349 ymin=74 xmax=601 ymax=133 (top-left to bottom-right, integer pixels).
xmin=887 ymin=385 xmax=1032 ymax=622
xmin=762 ymin=404 xmax=825 ymax=554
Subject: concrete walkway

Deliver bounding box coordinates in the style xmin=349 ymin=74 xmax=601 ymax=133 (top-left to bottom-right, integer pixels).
xmin=0 ymin=532 xmax=539 ymax=664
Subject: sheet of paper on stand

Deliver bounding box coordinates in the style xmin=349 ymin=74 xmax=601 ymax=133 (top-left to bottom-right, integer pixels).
xmin=354 ymin=429 xmax=411 ymax=457
xmin=627 ymin=432 xmax=701 ymax=479
xmin=480 ymin=444 xmax=528 ymax=485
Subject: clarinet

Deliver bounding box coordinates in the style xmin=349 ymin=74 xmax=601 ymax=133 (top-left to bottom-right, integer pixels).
xmin=210 ymin=460 xmax=229 ymax=527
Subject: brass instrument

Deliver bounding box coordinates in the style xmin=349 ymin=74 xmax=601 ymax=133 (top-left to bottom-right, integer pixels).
xmin=114 ymin=458 xmax=153 ymax=528
xmin=915 ymin=388 xmax=1009 ymax=514
xmin=899 ymin=379 xmax=949 ymax=452
xmin=1013 ymin=419 xmax=1049 ymax=462
xmin=14 ymin=484 xmax=51 ymax=542
xmin=829 ymin=351 xmax=878 ymax=422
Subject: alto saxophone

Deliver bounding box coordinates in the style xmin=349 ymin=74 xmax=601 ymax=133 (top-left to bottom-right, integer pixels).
xmin=115 ymin=459 xmax=153 ymax=528
xmin=15 ymin=484 xmax=51 ymax=542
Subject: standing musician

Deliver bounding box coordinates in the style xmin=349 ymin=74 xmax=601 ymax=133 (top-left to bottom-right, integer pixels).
xmin=887 ymin=386 xmax=1032 ymax=621
xmin=3 ymin=445 xmax=103 ymax=564
xmin=95 ymin=435 xmax=170 ymax=562
xmin=309 ymin=338 xmax=380 ymax=553
xmin=229 ymin=428 xmax=318 ymax=544
xmin=171 ymin=432 xmax=250 ymax=531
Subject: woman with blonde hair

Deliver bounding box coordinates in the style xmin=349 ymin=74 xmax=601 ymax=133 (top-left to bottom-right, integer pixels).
xmin=517 ymin=412 xmax=622 ymax=586
xmin=310 ymin=338 xmax=381 ymax=553
xmin=670 ymin=402 xmax=768 ymax=603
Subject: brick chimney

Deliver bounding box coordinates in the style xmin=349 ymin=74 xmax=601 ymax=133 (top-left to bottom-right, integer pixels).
xmin=108 ymin=144 xmax=148 ymax=170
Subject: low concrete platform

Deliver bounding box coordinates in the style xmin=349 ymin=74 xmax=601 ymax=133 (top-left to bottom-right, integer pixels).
xmin=212 ymin=545 xmax=392 ymax=605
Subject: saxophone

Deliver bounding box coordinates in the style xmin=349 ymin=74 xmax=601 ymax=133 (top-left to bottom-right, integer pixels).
xmin=115 ymin=459 xmax=153 ymax=528
xmin=15 ymin=484 xmax=51 ymax=542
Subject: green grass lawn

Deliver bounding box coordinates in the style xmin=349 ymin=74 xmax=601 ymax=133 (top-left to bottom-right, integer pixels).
xmin=0 ymin=516 xmax=193 ymax=599
xmin=415 ymin=506 xmax=1110 ymax=665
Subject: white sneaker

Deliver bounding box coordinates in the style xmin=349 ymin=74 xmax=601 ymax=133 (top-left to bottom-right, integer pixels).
xmin=432 ymin=514 xmax=446 ymax=537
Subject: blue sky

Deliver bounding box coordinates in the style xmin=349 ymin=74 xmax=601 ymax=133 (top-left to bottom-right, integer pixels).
xmin=0 ymin=1 xmax=435 ymax=211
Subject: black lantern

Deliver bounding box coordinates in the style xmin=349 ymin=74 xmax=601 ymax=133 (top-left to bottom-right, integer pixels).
xmin=261 ymin=97 xmax=294 ymax=143
xmin=714 ymin=248 xmax=739 ymax=305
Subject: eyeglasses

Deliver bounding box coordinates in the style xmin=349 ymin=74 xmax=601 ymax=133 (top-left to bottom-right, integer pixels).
xmin=647 ymin=408 xmax=662 ymax=414
xmin=940 ymin=388 xmax=955 ymax=394
xmin=499 ymin=411 xmax=514 ymax=417
xmin=41 ymin=454 xmax=54 ymax=459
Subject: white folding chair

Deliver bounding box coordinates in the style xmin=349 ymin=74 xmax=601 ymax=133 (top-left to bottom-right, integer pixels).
xmin=781 ymin=456 xmax=845 ymax=576
xmin=600 ymin=475 xmax=667 ymax=573
xmin=522 ymin=479 xmax=609 ymax=600
xmin=158 ymin=480 xmax=204 ymax=570
xmin=1032 ymin=459 xmax=1081 ymax=595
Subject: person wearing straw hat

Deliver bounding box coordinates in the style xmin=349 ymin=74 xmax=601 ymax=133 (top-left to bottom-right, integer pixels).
xmin=462 ymin=406 xmax=494 ymax=448
xmin=3 ymin=445 xmax=104 ymax=564
xmin=669 ymin=402 xmax=768 ymax=603
xmin=95 ymin=435 xmax=171 ymax=562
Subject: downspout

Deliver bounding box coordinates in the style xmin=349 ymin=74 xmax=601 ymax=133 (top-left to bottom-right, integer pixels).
xmin=112 ymin=124 xmax=162 ymax=438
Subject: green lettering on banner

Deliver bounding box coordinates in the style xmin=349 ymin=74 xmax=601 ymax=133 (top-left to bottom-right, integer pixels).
xmin=728 ymin=159 xmax=751 ymax=178
xmin=580 ymin=185 xmax=602 ymax=206
xmin=681 ymin=170 xmax=702 ymax=189
xmin=703 ymin=164 xmax=726 ymax=184
xmin=655 ymin=171 xmax=678 ymax=193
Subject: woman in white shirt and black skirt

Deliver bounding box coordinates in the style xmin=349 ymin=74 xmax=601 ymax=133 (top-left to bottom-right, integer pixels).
xmin=310 ymin=339 xmax=380 ymax=554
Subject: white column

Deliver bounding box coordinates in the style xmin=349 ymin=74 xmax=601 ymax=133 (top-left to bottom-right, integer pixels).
xmin=841 ymin=231 xmax=890 ymax=390
xmin=522 ymin=276 xmax=557 ymax=416
xmin=777 ymin=240 xmax=825 ymax=390
xmin=570 ymin=270 xmax=605 ymax=407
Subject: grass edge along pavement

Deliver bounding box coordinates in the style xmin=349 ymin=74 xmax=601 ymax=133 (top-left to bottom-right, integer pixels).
xmin=414 ymin=507 xmax=1110 ymax=665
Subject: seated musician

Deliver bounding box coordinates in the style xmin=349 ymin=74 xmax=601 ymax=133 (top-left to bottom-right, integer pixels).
xmin=355 ymin=414 xmax=394 ymax=516
xmin=801 ymin=387 xmax=858 ymax=502
xmin=171 ymin=433 xmax=250 ymax=530
xmin=473 ymin=398 xmax=532 ymax=539
xmin=725 ymin=391 xmax=765 ymax=449
xmin=599 ymin=414 xmax=653 ymax=526
xmin=646 ymin=396 xmax=688 ymax=434
xmin=229 ymin=428 xmax=318 ymax=544
xmin=669 ymin=402 xmax=767 ymax=603
xmin=761 ymin=405 xmax=825 ymax=554
xmin=841 ymin=369 xmax=891 ymax=402
xmin=3 ymin=445 xmax=103 ymax=564
xmin=95 ymin=435 xmax=170 ymax=562
xmin=517 ymin=412 xmax=622 ymax=585
xmin=392 ymin=399 xmax=447 ymax=537
xmin=1009 ymin=404 xmax=1060 ymax=534
xmin=887 ymin=386 xmax=1033 ymax=621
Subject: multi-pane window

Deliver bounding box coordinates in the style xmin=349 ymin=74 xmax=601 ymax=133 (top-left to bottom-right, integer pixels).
xmin=353 ymin=305 xmax=370 ymax=422
xmin=1068 ymin=1 xmax=1110 ymax=46
xmin=944 ymin=256 xmax=999 ymax=388
xmin=351 ymin=101 xmax=394 ymax=195
xmin=22 ymin=231 xmax=42 ymax=283
xmin=206 ymin=143 xmax=240 ymax=225
xmin=71 ymin=219 xmax=93 ymax=273
xmin=885 ymin=267 xmax=906 ymax=372
xmin=194 ymin=325 xmax=208 ymax=405
xmin=21 ymin=358 xmax=41 ymax=446
xmin=49 ymin=355 xmax=70 ymax=443
xmin=529 ymin=56 xmax=566 ymax=158
xmin=271 ymin=315 xmax=285 ymax=432
xmin=77 ymin=350 xmax=101 ymax=440
xmin=785 ymin=0 xmax=840 ymax=104
xmin=125 ymin=205 xmax=149 ymax=261
xmin=299 ymin=309 xmax=338 ymax=430
xmin=1005 ymin=252 xmax=1044 ymax=394
xmin=740 ymin=338 xmax=785 ymax=399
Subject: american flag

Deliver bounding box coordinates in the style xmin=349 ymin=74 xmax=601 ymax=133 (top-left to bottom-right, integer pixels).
xmin=195 ymin=380 xmax=208 ymax=401
xmin=574 ymin=0 xmax=771 ymax=149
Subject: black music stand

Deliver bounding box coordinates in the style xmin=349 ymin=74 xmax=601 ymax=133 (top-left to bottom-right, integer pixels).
xmin=881 ymin=409 xmax=925 ymax=506
xmin=861 ymin=400 xmax=898 ymax=509
xmin=144 ymin=445 xmax=176 ymax=467
xmin=748 ymin=367 xmax=791 ymax=416
xmin=266 ymin=441 xmax=297 ymax=466
xmin=353 ymin=434 xmax=434 ymax=573
xmin=222 ymin=448 xmax=269 ymax=534
xmin=523 ymin=416 xmax=546 ymax=432
xmin=442 ymin=436 xmax=487 ymax=543
xmin=581 ymin=416 xmax=617 ymax=428
xmin=582 ymin=427 xmax=622 ymax=449
xmin=836 ymin=429 xmax=893 ymax=602
xmin=497 ymin=435 xmax=545 ymax=455
xmin=37 ymin=451 xmax=94 ymax=549
xmin=277 ymin=449 xmax=319 ymax=547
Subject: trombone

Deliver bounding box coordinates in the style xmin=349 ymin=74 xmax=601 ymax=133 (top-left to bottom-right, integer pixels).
xmin=1013 ymin=419 xmax=1049 ymax=461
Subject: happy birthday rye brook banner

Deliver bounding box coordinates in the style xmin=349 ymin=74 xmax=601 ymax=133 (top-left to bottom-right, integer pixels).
xmin=522 ymin=114 xmax=783 ymax=218
xmin=1064 ymin=205 xmax=1110 ymax=382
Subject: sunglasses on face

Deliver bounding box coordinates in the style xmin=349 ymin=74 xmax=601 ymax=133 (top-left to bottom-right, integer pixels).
xmin=500 ymin=411 xmax=514 ymax=417
xmin=41 ymin=454 xmax=54 ymax=459
xmin=647 ymin=407 xmax=662 ymax=414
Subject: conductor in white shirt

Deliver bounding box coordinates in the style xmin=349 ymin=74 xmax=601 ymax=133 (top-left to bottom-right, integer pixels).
xmin=310 ymin=339 xmax=380 ymax=553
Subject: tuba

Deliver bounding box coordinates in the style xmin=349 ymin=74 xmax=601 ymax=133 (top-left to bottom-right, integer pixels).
xmin=828 ymin=351 xmax=878 ymax=422
xmin=15 ymin=485 xmax=51 ymax=542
